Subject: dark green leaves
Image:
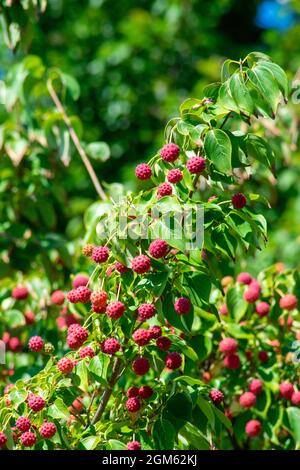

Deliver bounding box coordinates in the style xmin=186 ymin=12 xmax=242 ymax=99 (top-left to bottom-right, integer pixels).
xmin=204 ymin=129 xmax=232 ymax=175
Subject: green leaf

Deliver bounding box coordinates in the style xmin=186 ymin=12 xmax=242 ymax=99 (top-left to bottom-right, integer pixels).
xmin=197 ymin=396 xmax=215 ymax=428
xmin=153 ymin=419 xmax=176 ymax=450
xmin=60 ymin=73 xmax=80 ymax=100
xmin=204 ymin=129 xmax=232 ymax=175
xmin=258 ymin=61 xmax=289 ymax=99
xmin=86 ymin=142 xmax=110 ymax=162
xmin=5 ymin=309 xmax=25 ymax=328
xmin=8 ymin=389 xmax=27 ymax=406
xmin=166 ymin=393 xmax=193 ymax=422
xmin=287 ymin=407 xmax=300 ymax=448
xmin=226 ymin=286 xmax=248 ymax=322
xmin=48 ymin=398 xmax=70 ymax=420
xmin=88 ymin=354 xmax=110 ymax=383
xmin=248 ymin=66 xmax=280 ymax=117
xmin=213 ymin=405 xmax=233 ymax=432
xmin=229 ymin=73 xmax=254 ymax=115
xmin=218 ymin=81 xmax=240 ymax=113
xmin=108 ymin=439 xmax=128 ymax=450
xmin=246 ymin=134 xmax=275 ymax=171
xmin=80 ymin=436 xmax=101 ymax=450
xmin=174 ymin=376 xmax=204 ymax=386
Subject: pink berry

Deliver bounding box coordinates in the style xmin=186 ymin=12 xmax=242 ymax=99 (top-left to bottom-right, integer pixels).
xmin=167 ymin=168 xmax=183 ymax=184
xmin=28 ymin=336 xmax=44 ymax=353
xmin=219 ymin=338 xmax=237 ymax=356
xmin=12 ymin=286 xmax=29 ymax=300
xmin=223 ymin=353 xmax=240 ymax=369
xmin=135 ymin=163 xmax=152 ymax=180
xmin=40 ymin=421 xmax=57 ymax=439
xmin=209 ymin=389 xmax=224 ymax=405
xmin=232 ymin=193 xmax=247 ymax=209
xmin=239 ymin=392 xmax=256 ymax=408
xmin=138 ymin=303 xmax=156 ymax=321
xmin=72 ymin=275 xmax=89 ymax=288
xmin=101 ymin=338 xmax=121 ymax=355
xmin=160 ymin=143 xmax=180 ymax=162
xmin=28 ymin=394 xmax=45 ymax=412
xmin=21 ymin=431 xmax=36 ymax=447
xmin=132 ymin=357 xmax=150 ymax=376
xmin=90 ymin=290 xmax=108 ymax=307
xmin=114 ymin=261 xmax=129 ymax=273
xmin=245 ymin=420 xmax=261 ymax=437
xmin=156 ymin=336 xmax=172 ymax=351
xmin=127 ymin=440 xmax=141 ymax=450
xmin=139 ymin=385 xmax=153 ymax=399
xmin=131 ymin=255 xmax=151 ymax=274
xmin=133 ymin=329 xmax=151 ymax=346
xmin=174 ymin=297 xmax=191 ymax=315
xmin=291 ymin=391 xmax=300 ymax=406
xmin=106 ymin=301 xmax=125 ymax=319
xmin=165 ymin=351 xmax=182 ymax=370
xmin=57 ymin=357 xmax=74 ymax=375
xmin=244 ymin=288 xmax=260 ymax=304
xmin=157 ymin=182 xmax=172 ymax=198
xmin=249 ymin=379 xmax=263 ymax=395
xmin=91 ymin=246 xmax=110 ymax=263
xmin=16 ymin=417 xmax=31 ymax=433
xmin=24 ymin=311 xmax=35 ymax=325
xmin=148 ymin=325 xmax=162 ymax=339
xmin=76 ymin=286 xmax=92 ymax=303
xmin=149 ymin=239 xmax=168 ymax=259
xmin=127 ymin=387 xmax=139 ymax=398
xmin=186 ymin=156 xmax=206 ymax=174
xmin=279 ymin=382 xmax=294 ymax=399
xmin=219 ymin=304 xmax=228 ymax=315
xmin=126 ymin=397 xmax=141 ymax=413
xmin=51 ymin=290 xmax=65 ymax=305
xmin=0 ymin=432 xmax=7 ymax=449
xmin=237 ymin=272 xmax=252 ymax=285
xmin=256 ymin=302 xmax=270 ymax=317
xmin=79 ymin=346 xmax=95 ymax=359
xmin=279 ymin=294 xmax=298 ymax=311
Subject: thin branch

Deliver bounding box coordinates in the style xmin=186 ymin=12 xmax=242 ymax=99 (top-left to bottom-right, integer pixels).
xmin=47 ymin=80 xmax=107 ymax=201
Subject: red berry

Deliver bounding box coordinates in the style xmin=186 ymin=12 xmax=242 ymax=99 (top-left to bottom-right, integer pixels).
xmin=219 ymin=338 xmax=237 ymax=356
xmin=57 ymin=357 xmax=74 ymax=375
xmin=21 ymin=431 xmax=36 ymax=447
xmin=106 ymin=300 xmax=125 ymax=319
xmin=127 ymin=387 xmax=140 ymax=398
xmin=219 ymin=304 xmax=228 ymax=316
xmin=72 ymin=275 xmax=89 ymax=288
xmin=133 ymin=329 xmax=151 ymax=346
xmin=12 ymin=286 xmax=29 ymax=300
xmin=135 ymin=163 xmax=152 ymax=180
xmin=239 ymin=392 xmax=256 ymax=408
xmin=127 ymin=440 xmax=141 ymax=450
xmin=174 ymin=297 xmax=191 ymax=315
xmin=249 ymin=379 xmax=263 ymax=395
xmin=91 ymin=246 xmax=110 ymax=263
xmin=279 ymin=382 xmax=294 ymax=399
xmin=149 ymin=239 xmax=168 ymax=259
xmin=67 ymin=333 xmax=82 ymax=350
xmin=126 ymin=397 xmax=141 ymax=413
xmin=156 ymin=336 xmax=172 ymax=351
xmin=114 ymin=261 xmax=129 ymax=273
xmin=223 ymin=353 xmax=240 ymax=369
xmin=51 ymin=290 xmax=65 ymax=305
xmin=40 ymin=421 xmax=57 ymax=439
xmin=16 ymin=417 xmax=31 ymax=433
xmin=157 ymin=182 xmax=172 ymax=198
xmin=256 ymin=302 xmax=270 ymax=317
xmin=90 ymin=290 xmax=108 ymax=307
xmin=132 ymin=357 xmax=150 ymax=375
xmin=8 ymin=337 xmax=22 ymax=352
xmin=131 ymin=255 xmax=151 ymax=274
xmin=291 ymin=391 xmax=300 ymax=406
xmin=244 ymin=288 xmax=260 ymax=304
xmin=28 ymin=336 xmax=44 ymax=353
xmin=249 ymin=279 xmax=261 ymax=294
xmin=0 ymin=431 xmax=7 ymax=449
xmin=138 ymin=303 xmax=156 ymax=321
xmin=232 ymin=193 xmax=247 ymax=209
xmin=167 ymin=168 xmax=183 ymax=184
xmin=148 ymin=325 xmax=162 ymax=339
xmin=101 ymin=338 xmax=121 ymax=355
xmin=279 ymin=294 xmax=298 ymax=311
xmin=245 ymin=420 xmax=261 ymax=437
xmin=75 ymin=286 xmax=91 ymax=303
xmin=79 ymin=346 xmax=95 ymax=359
xmin=67 ymin=289 xmax=79 ymax=303
xmin=160 ymin=143 xmax=180 ymax=162
xmin=24 ymin=311 xmax=35 ymax=325
xmin=258 ymin=350 xmax=268 ymax=363
xmin=186 ymin=156 xmax=206 ymax=174
xmin=92 ymin=304 xmax=106 ymax=314
xmin=139 ymin=385 xmax=153 ymax=399
xmin=165 ymin=351 xmax=182 ymax=370
xmin=209 ymin=389 xmax=224 ymax=405
xmin=28 ymin=394 xmax=45 ymax=412
xmin=237 ymin=272 xmax=252 ymax=285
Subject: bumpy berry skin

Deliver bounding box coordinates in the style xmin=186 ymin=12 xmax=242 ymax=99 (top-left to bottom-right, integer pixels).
xmin=114 ymin=261 xmax=129 ymax=273
xmin=157 ymin=182 xmax=172 ymax=198
xmin=57 ymin=357 xmax=74 ymax=375
xmin=90 ymin=290 xmax=108 ymax=307
xmin=156 ymin=336 xmax=172 ymax=351
xmin=76 ymin=286 xmax=92 ymax=303
xmin=82 ymin=244 xmax=94 ymax=257
xmin=67 ymin=333 xmax=82 ymax=350
xmin=133 ymin=329 xmax=151 ymax=346
xmin=291 ymin=391 xmax=300 ymax=406
xmin=165 ymin=351 xmax=182 ymax=370
xmin=101 ymin=338 xmax=121 ymax=355
xmin=21 ymin=431 xmax=36 ymax=447
xmin=28 ymin=336 xmax=44 ymax=353
xmin=249 ymin=279 xmax=261 ymax=293
xmin=135 ymin=163 xmax=152 ymax=180
xmin=51 ymin=290 xmax=65 ymax=305
xmin=16 ymin=417 xmax=31 ymax=433
xmin=67 ymin=289 xmax=79 ymax=303
xmin=79 ymin=346 xmax=95 ymax=359
xmin=167 ymin=168 xmax=183 ymax=184
xmin=127 ymin=440 xmax=141 ymax=450
xmin=72 ymin=275 xmax=89 ymax=288
xmin=174 ymin=297 xmax=191 ymax=315
xmin=256 ymin=302 xmax=270 ymax=317
xmin=91 ymin=246 xmax=110 ymax=264
xmin=0 ymin=431 xmax=7 ymax=448
xmin=132 ymin=357 xmax=150 ymax=375
xmin=138 ymin=303 xmax=156 ymax=321
xmin=279 ymin=382 xmax=294 ymax=399
xmin=245 ymin=420 xmax=261 ymax=438
xmin=244 ymin=288 xmax=260 ymax=304
xmin=106 ymin=301 xmax=125 ymax=320
xmin=219 ymin=338 xmax=237 ymax=356
xmin=131 ymin=255 xmax=151 ymax=274
xmin=209 ymin=389 xmax=224 ymax=405
xmin=67 ymin=325 xmax=88 ymax=350
xmin=186 ymin=156 xmax=206 ymax=174
xmin=223 ymin=353 xmax=240 ymax=369
xmin=126 ymin=397 xmax=141 ymax=413
xmin=24 ymin=310 xmax=35 ymax=325
xmin=249 ymin=379 xmax=263 ymax=395
xmin=279 ymin=294 xmax=298 ymax=311
xmin=12 ymin=286 xmax=29 ymax=300
xmin=40 ymin=421 xmax=57 ymax=439
xmin=232 ymin=193 xmax=247 ymax=209
xmin=28 ymin=394 xmax=45 ymax=412
xmin=92 ymin=304 xmax=106 ymax=314
xmin=149 ymin=239 xmax=168 ymax=259
xmin=258 ymin=351 xmax=268 ymax=363
xmin=127 ymin=387 xmax=139 ymax=398
xmin=139 ymin=385 xmax=153 ymax=399
xmin=160 ymin=143 xmax=180 ymax=162
xmin=148 ymin=325 xmax=162 ymax=339
xmin=44 ymin=343 xmax=55 ymax=355
xmin=239 ymin=392 xmax=256 ymax=408
xmin=219 ymin=304 xmax=228 ymax=315
xmin=237 ymin=272 xmax=252 ymax=285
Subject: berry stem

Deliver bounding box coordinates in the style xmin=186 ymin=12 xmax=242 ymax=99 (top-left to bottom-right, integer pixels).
xmin=47 ymin=79 xmax=107 ymax=202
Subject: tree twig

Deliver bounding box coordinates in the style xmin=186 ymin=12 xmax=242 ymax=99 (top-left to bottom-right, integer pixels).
xmin=47 ymin=80 xmax=107 ymax=201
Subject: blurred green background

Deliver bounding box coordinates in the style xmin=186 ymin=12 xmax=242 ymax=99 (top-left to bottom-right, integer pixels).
xmin=0 ymin=0 xmax=300 ymax=280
